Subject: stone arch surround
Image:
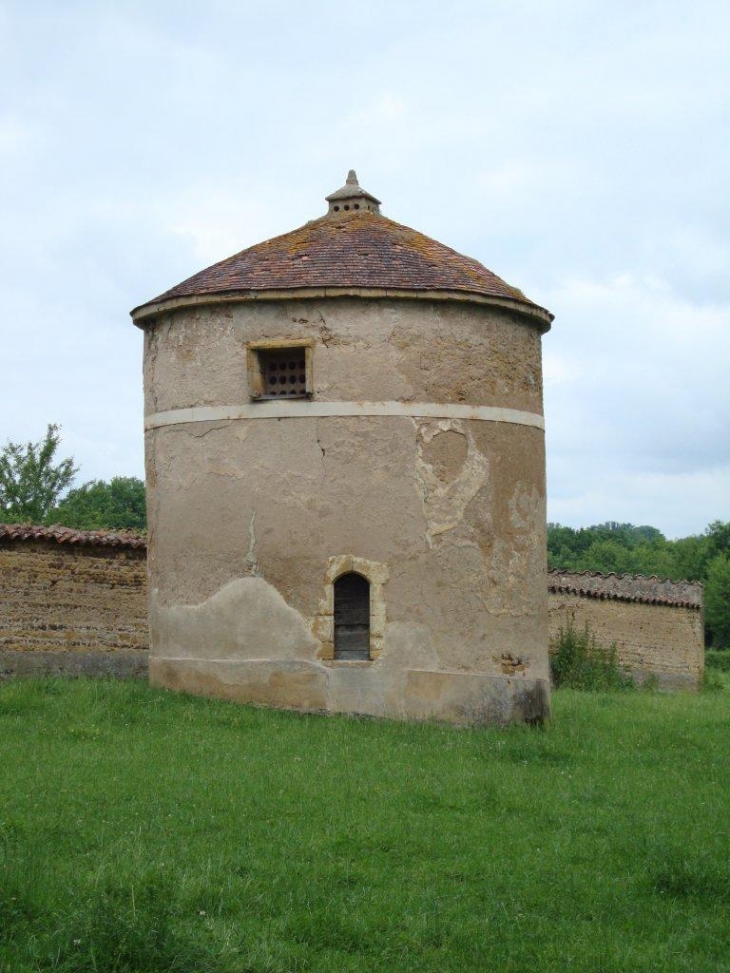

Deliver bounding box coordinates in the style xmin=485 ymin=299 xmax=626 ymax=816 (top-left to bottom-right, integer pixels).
xmin=313 ymin=555 xmax=389 ymax=661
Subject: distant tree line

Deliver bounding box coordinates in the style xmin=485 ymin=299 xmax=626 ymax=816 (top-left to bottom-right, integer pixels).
xmin=0 ymin=425 xmax=145 ymax=532
xmin=548 ymin=521 xmax=730 ymax=648
xmin=1 ymin=426 xmax=728 ymax=647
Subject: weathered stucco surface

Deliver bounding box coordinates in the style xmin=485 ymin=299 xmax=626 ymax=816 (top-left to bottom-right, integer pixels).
xmin=143 ymin=299 xmax=544 ymax=416
xmin=144 ymin=296 xmax=551 ymax=724
xmin=0 ymin=539 xmax=703 ymax=696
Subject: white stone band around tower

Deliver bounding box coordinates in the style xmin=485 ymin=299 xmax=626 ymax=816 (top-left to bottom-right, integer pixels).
xmin=144 ymin=401 xmax=545 ymax=432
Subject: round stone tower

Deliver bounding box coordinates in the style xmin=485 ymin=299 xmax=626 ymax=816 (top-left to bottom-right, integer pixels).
xmin=131 ymin=172 xmax=554 ymax=725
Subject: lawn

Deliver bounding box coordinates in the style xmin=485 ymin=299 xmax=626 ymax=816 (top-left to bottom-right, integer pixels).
xmin=1 ymin=678 xmax=729 ymax=972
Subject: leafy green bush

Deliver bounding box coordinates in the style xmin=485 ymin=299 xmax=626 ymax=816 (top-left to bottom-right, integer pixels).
xmin=550 ymin=620 xmax=633 ymax=691
xmin=705 ymin=650 xmax=730 ymax=672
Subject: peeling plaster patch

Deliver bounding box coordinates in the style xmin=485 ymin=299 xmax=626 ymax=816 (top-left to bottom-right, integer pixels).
xmin=485 ymin=535 xmax=535 ymax=614
xmin=485 ymin=482 xmax=546 ymax=613
xmin=145 ymin=330 xmax=160 ymax=412
xmin=496 ymin=652 xmax=527 ymax=675
xmin=414 ymin=419 xmax=490 ymax=547
xmin=151 ymin=578 xmax=318 ymax=661
xmin=245 ymin=512 xmax=258 ymax=575
xmin=509 ymin=482 xmax=543 ymax=533
xmin=421 ymin=429 xmax=468 ymax=481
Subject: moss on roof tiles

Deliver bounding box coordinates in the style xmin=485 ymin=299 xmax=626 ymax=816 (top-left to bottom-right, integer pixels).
xmin=137 ymin=211 xmax=548 ymax=317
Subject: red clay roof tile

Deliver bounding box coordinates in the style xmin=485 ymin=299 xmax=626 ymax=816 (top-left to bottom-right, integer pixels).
xmin=548 ymin=569 xmax=703 ymax=609
xmin=0 ymin=524 xmax=146 ymax=551
xmin=134 ymin=211 xmax=551 ymax=320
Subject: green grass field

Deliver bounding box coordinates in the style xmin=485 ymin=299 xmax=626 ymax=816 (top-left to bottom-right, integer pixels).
xmin=1 ymin=678 xmax=729 ymax=972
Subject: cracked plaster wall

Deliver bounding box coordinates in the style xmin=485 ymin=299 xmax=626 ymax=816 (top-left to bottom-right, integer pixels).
xmin=144 ymin=298 xmax=544 ymax=415
xmin=144 ymin=297 xmax=550 ymax=722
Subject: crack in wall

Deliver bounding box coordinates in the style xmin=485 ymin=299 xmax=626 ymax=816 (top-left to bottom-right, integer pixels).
xmin=317 ymin=311 xmax=343 ymax=349
xmin=316 ymin=420 xmax=326 ymax=480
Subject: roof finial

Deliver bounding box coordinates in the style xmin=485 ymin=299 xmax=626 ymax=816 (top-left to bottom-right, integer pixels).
xmin=325 ymin=170 xmax=382 ymax=216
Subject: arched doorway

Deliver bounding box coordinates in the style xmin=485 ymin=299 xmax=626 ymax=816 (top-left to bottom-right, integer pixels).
xmin=334 ymin=572 xmax=370 ymax=660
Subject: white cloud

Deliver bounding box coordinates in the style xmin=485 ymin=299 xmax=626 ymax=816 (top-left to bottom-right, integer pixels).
xmin=344 ymin=92 xmax=407 ymax=126
xmin=544 ymin=271 xmax=730 ymax=534
xmin=477 ymin=161 xmax=543 ymax=197
xmin=543 ymin=352 xmax=582 ymax=388
xmin=652 ymin=227 xmax=730 ymax=285
xmin=167 ymin=183 xmax=295 ymax=266
xmin=548 ymin=465 xmax=730 ymax=541
xmin=0 ymin=0 xmax=727 ymax=538
xmin=0 ymin=115 xmax=37 ymax=157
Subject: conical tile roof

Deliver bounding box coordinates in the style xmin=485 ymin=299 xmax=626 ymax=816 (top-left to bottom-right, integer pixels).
xmin=132 ymin=177 xmax=551 ymax=328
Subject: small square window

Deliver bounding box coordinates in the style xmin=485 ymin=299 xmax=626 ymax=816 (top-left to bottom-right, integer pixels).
xmin=247 ymin=340 xmax=313 ymax=400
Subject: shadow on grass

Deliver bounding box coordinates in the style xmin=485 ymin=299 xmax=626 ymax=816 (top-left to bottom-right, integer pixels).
xmin=650 ymin=848 xmax=730 ymax=904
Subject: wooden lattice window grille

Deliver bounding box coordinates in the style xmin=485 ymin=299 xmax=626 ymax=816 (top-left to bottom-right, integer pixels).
xmin=248 ymin=341 xmax=313 ymax=400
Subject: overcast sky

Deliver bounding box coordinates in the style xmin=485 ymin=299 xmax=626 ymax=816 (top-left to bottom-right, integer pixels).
xmin=1 ymin=0 xmax=728 ymax=538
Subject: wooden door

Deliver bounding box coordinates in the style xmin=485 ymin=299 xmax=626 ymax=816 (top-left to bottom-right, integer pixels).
xmin=334 ymin=573 xmax=370 ymax=660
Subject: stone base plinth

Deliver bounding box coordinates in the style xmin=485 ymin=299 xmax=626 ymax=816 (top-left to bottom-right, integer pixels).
xmin=149 ymin=657 xmax=550 ymax=726
xmin=0 ymin=649 xmax=149 ymax=681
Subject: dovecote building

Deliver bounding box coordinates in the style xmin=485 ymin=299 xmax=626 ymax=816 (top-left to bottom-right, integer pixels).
xmin=131 ymin=172 xmax=554 ymax=724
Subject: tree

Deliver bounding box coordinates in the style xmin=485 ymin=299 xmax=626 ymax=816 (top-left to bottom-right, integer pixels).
xmin=0 ymin=424 xmax=78 ymax=524
xmin=573 ymin=539 xmax=637 ymax=575
xmin=705 ymin=554 xmax=730 ymax=649
xmin=51 ymin=477 xmax=146 ymax=531
xmin=672 ymin=534 xmax=711 ymax=582
xmin=705 ymin=521 xmax=730 ymax=558
xmin=548 ymin=519 xmax=730 ymax=645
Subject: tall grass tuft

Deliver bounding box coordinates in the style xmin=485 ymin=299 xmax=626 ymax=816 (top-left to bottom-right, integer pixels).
xmin=550 ymin=620 xmax=632 ymax=691
xmin=42 ymin=873 xmax=219 ymax=973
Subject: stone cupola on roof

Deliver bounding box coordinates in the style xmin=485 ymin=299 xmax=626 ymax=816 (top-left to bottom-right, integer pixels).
xmin=325 ymin=169 xmax=382 ymax=214
xmin=132 ymin=172 xmax=552 ymax=330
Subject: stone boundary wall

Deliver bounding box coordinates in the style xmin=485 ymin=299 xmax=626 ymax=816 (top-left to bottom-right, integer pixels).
xmin=0 ymin=525 xmax=148 ymax=680
xmin=548 ymin=570 xmax=704 ymax=690
xmin=0 ymin=529 xmax=705 ymax=689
